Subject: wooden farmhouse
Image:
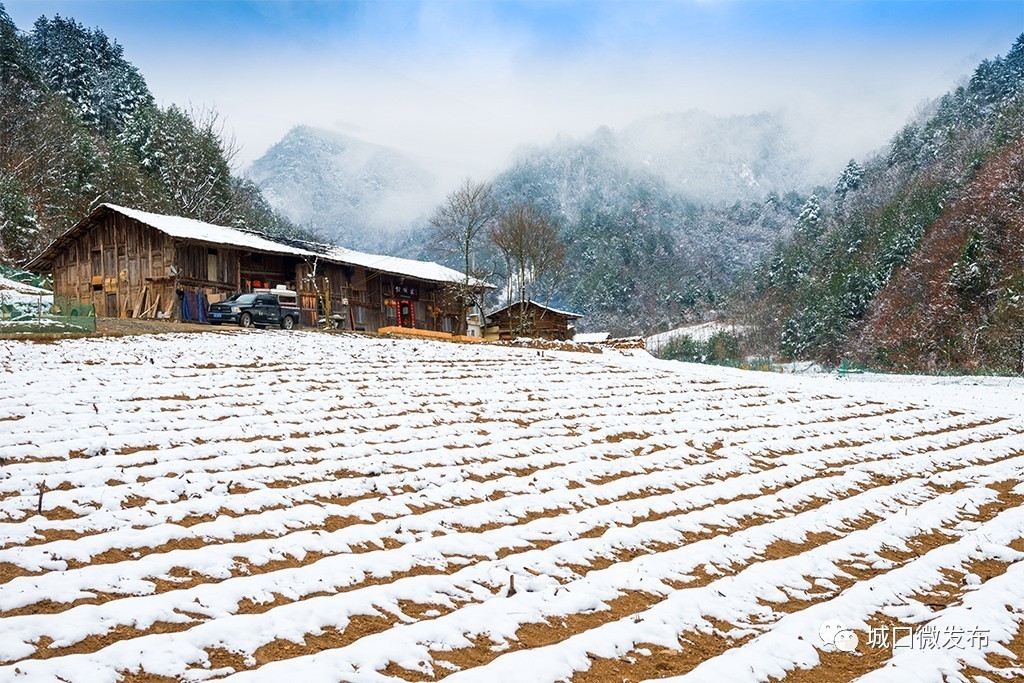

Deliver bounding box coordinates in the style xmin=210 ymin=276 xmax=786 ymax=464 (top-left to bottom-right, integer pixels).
xmin=484 ymin=300 xmax=582 ymax=341
xmin=26 ymin=204 xmax=489 ymax=333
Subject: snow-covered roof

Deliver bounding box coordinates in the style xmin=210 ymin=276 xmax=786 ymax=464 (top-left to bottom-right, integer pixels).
xmin=103 ymin=205 xmax=315 ymax=258
xmin=321 ymin=245 xmax=482 ymax=287
xmin=27 ymin=204 xmax=488 ymax=288
xmin=487 ymin=300 xmax=582 ymax=319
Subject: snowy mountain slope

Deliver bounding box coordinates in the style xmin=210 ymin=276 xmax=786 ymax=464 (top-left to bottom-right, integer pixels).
xmin=1 ymin=333 xmax=1023 ymax=682
xmin=247 ymin=126 xmax=438 ymax=250
xmin=490 ymin=121 xmax=809 ymax=335
xmin=742 ymin=35 xmax=1024 ymax=370
xmin=499 ymin=111 xmax=816 ymax=215
xmin=617 ymin=111 xmax=815 ymax=204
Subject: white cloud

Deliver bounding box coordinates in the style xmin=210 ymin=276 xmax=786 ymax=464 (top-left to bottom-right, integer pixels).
xmin=116 ymin=0 xmax=1021 ymax=189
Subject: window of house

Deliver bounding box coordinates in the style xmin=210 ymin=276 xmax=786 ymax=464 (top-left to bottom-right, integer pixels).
xmin=442 ymin=316 xmax=454 ymax=333
xmin=385 ymin=302 xmax=396 ymax=319
xmin=353 ymin=306 xmax=367 ymax=324
xmin=207 ymin=249 xmax=218 ymax=282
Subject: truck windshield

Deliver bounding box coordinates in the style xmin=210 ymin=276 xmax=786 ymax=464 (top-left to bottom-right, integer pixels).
xmin=227 ymin=294 xmax=257 ymax=304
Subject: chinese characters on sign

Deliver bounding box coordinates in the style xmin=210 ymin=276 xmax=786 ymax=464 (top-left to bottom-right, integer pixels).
xmin=394 ymin=284 xmax=419 ymax=300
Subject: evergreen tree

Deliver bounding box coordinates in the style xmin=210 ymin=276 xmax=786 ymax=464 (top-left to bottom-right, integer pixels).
xmin=0 ymin=5 xmax=38 ymax=93
xmin=793 ymin=194 xmax=822 ymax=239
xmin=0 ymin=172 xmax=38 ymax=264
xmin=29 ymin=14 xmax=152 ymax=136
xmin=834 ymin=159 xmax=864 ymax=198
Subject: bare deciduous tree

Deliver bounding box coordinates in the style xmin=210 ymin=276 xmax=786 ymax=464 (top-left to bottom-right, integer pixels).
xmin=429 ymin=178 xmax=499 ymax=335
xmin=489 ymin=202 xmax=565 ymax=337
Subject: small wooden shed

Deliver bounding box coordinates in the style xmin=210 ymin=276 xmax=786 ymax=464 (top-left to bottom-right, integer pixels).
xmin=485 ymin=300 xmax=582 ymax=341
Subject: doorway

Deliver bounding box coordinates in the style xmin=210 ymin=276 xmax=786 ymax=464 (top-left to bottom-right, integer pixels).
xmin=397 ymin=299 xmax=414 ymax=328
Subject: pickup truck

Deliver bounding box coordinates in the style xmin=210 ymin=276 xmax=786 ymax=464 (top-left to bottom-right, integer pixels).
xmin=207 ymin=290 xmax=300 ymax=329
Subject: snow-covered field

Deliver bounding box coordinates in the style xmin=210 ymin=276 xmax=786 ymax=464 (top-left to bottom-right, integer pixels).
xmin=1 ymin=332 xmax=1023 ymax=683
xmin=645 ymin=322 xmax=747 ymax=354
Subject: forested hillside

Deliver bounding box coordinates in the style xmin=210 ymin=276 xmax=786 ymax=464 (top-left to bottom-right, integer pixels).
xmin=246 ymin=111 xmax=816 ymax=335
xmin=0 ymin=5 xmax=306 ymax=266
xmin=740 ymin=35 xmax=1024 ymax=372
xmin=490 ymin=126 xmax=806 ymax=335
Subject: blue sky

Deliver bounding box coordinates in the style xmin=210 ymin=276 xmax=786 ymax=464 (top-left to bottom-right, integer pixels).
xmin=5 ymin=1 xmax=1023 ymax=177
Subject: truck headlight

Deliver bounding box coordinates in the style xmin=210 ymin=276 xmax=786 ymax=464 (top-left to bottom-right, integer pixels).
xmin=231 ymin=307 xmax=241 ymax=313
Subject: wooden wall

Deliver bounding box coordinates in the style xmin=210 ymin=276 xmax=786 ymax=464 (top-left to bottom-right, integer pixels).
xmin=175 ymin=243 xmax=241 ymax=291
xmin=295 ymin=260 xmax=348 ymax=328
xmin=488 ymin=303 xmax=576 ymax=341
xmin=289 ymin=261 xmax=460 ymax=332
xmin=47 ymin=210 xmax=468 ymax=328
xmin=373 ymin=273 xmax=459 ymax=333
xmin=50 ymin=213 xmax=176 ymax=319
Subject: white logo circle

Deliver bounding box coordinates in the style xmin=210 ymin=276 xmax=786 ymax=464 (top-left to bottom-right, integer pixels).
xmin=834 ymin=629 xmax=859 ymax=652
xmin=818 ymin=619 xmax=847 ymax=646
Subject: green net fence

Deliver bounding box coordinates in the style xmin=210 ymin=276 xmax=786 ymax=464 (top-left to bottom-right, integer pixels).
xmin=0 ymin=293 xmax=96 ymax=334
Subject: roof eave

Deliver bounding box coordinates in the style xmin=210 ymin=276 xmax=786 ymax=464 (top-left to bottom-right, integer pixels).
xmin=23 ymin=203 xmax=496 ymax=289
xmin=24 ymin=204 xmax=110 ymax=272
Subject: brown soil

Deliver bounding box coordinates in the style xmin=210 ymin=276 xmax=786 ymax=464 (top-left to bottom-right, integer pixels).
xmin=4 ymin=348 xmax=1024 ymax=683
xmin=571 ymin=619 xmax=752 ymax=682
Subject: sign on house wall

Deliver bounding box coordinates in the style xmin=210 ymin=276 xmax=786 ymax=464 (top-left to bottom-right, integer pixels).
xmin=394 ymin=283 xmax=419 ymax=300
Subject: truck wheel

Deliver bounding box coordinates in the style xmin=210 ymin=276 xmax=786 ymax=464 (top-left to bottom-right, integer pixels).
xmin=281 ymin=316 xmax=295 ymax=330
xmin=239 ymin=312 xmax=253 ymax=328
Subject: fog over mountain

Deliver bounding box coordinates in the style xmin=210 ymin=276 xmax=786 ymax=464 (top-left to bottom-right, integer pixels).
xmin=249 ymin=110 xmax=822 ymax=250
xmin=246 ymin=125 xmax=438 ymax=250
xmin=617 ymin=111 xmax=815 ymax=203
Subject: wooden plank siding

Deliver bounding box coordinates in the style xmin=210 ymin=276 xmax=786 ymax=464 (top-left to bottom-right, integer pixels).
xmin=49 ymin=213 xmax=176 ymax=319
xmin=486 ymin=302 xmax=579 ymax=341
xmin=44 ymin=209 xmax=469 ymax=332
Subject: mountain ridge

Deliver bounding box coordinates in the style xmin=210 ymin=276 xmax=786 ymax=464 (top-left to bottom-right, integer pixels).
xmin=247 ymin=125 xmax=438 ymax=251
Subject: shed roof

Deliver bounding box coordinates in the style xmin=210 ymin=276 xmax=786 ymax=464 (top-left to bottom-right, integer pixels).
xmin=26 ymin=204 xmax=489 ymax=288
xmin=487 ymin=300 xmax=582 ymax=320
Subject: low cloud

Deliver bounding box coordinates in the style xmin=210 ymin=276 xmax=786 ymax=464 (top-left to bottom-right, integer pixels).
xmin=12 ymin=0 xmax=1019 ymax=189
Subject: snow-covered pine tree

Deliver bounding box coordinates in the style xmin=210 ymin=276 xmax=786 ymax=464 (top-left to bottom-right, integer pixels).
xmin=793 ymin=194 xmax=821 ymax=239
xmin=0 ymin=5 xmax=38 ymax=93
xmin=835 ymin=159 xmax=864 ymax=198
xmin=0 ymin=172 xmax=39 ymax=264
xmin=29 ymin=15 xmax=152 ymax=136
